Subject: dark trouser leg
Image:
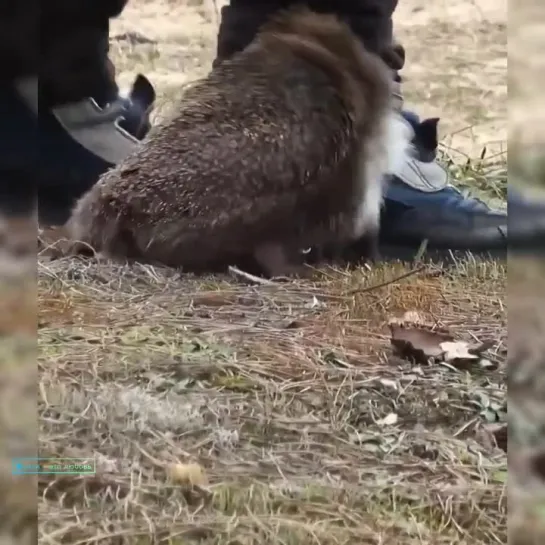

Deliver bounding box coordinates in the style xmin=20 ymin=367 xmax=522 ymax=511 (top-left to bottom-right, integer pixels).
xmin=1 ymin=0 xmax=156 ymax=225
xmin=215 ymin=1 xmax=402 ymax=69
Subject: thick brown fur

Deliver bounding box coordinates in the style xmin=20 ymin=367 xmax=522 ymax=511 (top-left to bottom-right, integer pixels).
xmin=68 ymin=6 xmax=393 ymax=277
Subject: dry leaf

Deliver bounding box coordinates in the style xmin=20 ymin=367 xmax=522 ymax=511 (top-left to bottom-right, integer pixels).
xmin=390 ymin=323 xmax=454 ymax=364
xmin=377 ymin=412 xmax=398 ymax=426
xmin=389 ymin=316 xmax=495 ymax=370
xmin=168 ymin=462 xmax=208 ymax=486
xmin=440 ymin=341 xmax=480 ymax=361
xmin=439 ymin=340 xmax=498 ymax=370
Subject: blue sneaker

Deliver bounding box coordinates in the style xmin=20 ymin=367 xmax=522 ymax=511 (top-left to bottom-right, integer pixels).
xmin=377 ymin=112 xmax=508 ymax=259
xmin=302 ymin=113 xmax=509 ymax=265
xmin=1 ymin=72 xmax=155 ymax=225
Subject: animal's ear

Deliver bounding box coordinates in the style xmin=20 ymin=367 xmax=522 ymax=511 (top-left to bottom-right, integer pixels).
xmin=417 ymin=117 xmax=440 ymax=150
xmin=129 ymin=74 xmax=156 ymax=112
xmin=126 ymin=74 xmax=156 ymax=139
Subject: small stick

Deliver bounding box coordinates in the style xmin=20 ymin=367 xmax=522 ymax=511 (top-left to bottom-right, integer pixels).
xmin=228 ymin=265 xmax=277 ymax=285
xmin=345 ymin=265 xmax=428 ymax=295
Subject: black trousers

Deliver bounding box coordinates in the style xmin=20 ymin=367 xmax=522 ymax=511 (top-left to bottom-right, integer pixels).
xmin=1 ymin=0 xmax=126 ymax=107
xmin=217 ymin=1 xmax=403 ymax=69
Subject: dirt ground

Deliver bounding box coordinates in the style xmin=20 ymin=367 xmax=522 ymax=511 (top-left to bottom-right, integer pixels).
xmin=0 ymin=0 xmax=527 ymax=543
xmin=36 ymin=256 xmax=507 ymax=545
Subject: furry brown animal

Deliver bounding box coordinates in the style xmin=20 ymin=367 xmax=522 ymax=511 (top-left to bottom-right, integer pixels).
xmin=68 ymin=6 xmax=412 ymax=277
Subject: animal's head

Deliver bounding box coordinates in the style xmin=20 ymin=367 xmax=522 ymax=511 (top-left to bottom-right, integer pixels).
xmin=411 ymin=117 xmax=440 ymax=162
xmin=119 ymin=74 xmax=156 ymax=140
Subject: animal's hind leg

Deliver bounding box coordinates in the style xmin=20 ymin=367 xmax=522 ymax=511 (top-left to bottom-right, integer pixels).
xmin=253 ymin=242 xmax=307 ymax=278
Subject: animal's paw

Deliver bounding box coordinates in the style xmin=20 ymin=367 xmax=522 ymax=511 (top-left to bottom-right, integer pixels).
xmin=38 ymin=227 xmax=97 ymax=259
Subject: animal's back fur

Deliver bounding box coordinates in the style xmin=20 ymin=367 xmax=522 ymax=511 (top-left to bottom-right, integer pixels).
xmin=69 ymin=7 xmax=393 ymax=272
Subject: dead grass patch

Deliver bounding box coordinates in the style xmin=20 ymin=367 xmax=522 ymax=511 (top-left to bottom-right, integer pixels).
xmin=37 ymin=256 xmax=507 ymax=544
xmin=0 ymin=261 xmax=38 ymax=544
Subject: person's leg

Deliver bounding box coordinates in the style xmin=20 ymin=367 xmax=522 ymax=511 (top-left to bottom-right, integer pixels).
xmin=1 ymin=0 xmax=155 ymax=225
xmin=0 ymin=1 xmax=38 ymax=219
xmin=216 ymin=1 xmax=511 ymax=258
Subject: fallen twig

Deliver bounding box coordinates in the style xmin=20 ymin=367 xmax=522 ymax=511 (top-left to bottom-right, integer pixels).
xmin=228 ymin=265 xmax=277 ymax=285
xmin=345 ymin=265 xmax=428 ymax=295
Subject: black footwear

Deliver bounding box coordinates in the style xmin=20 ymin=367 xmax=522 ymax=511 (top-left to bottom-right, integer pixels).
xmin=1 ymin=0 xmax=144 ymax=222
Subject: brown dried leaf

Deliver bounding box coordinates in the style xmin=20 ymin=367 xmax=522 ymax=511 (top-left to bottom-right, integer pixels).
xmin=440 ymin=340 xmax=498 ymax=370
xmin=389 ymin=322 xmax=454 ymax=364
xmin=389 ymin=317 xmax=495 ymax=370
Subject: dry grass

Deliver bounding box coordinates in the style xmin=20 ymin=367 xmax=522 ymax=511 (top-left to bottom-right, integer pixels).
xmin=37 ymin=256 xmax=507 ymax=544
xmin=394 ymin=0 xmax=506 ymax=159
xmin=0 ymin=215 xmax=37 ymax=544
